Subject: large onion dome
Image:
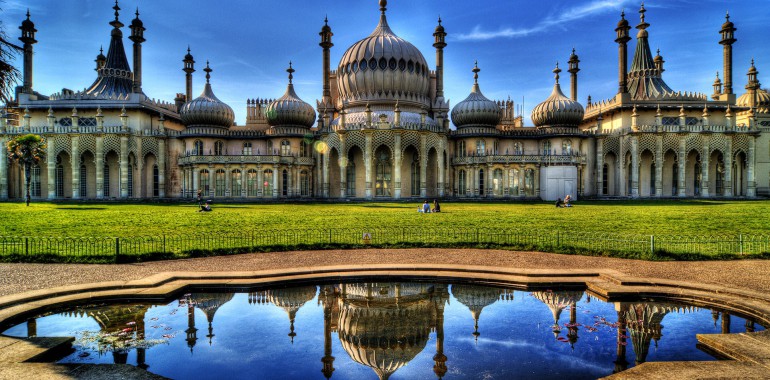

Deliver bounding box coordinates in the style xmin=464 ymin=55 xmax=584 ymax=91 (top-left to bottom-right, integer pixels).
xmin=452 ymin=284 xmax=504 ymax=340
xmin=265 ymin=285 xmax=317 ymax=342
xmin=737 ymin=60 xmax=770 ymax=114
xmin=531 ymin=64 xmax=585 ymax=127
xmin=451 ymin=62 xmax=501 ymax=128
xmin=180 ymin=62 xmax=235 ymax=129
xmin=266 ymin=63 xmax=317 ymax=128
xmin=336 ymin=0 xmax=431 ymax=109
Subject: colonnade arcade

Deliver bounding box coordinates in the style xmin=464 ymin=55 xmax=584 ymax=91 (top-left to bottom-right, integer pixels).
xmin=1 ymin=132 xmax=166 ymax=200
xmin=452 ymin=164 xmax=538 ymax=198
xmin=597 ymin=132 xmax=757 ymax=197
xmin=320 ymin=130 xmax=447 ymax=199
xmin=179 ymin=161 xmax=314 ymax=199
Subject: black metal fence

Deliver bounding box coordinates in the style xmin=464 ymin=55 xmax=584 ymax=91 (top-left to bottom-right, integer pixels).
xmin=0 ymin=229 xmax=768 ymax=262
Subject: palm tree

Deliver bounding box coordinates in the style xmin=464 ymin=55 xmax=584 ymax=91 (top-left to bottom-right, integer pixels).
xmin=7 ymin=134 xmax=46 ymax=206
xmin=0 ymin=4 xmax=23 ymax=104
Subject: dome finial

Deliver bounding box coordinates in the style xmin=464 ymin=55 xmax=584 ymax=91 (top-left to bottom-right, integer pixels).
xmin=379 ymin=0 xmax=387 ymax=14
xmin=472 ymin=60 xmax=480 ymax=84
xmin=438 ymin=15 xmax=442 ymax=25
xmin=187 ymin=45 xmax=191 ymax=54
xmin=113 ymin=0 xmax=120 ymax=21
xmin=725 ymin=10 xmax=730 ymax=21
xmin=621 ymin=9 xmax=625 ymax=19
xmin=553 ymin=62 xmax=561 ymax=84
xmin=204 ymin=60 xmax=212 ymax=84
xmin=100 ymin=45 xmax=104 ymax=54
xmin=26 ymin=8 xmax=30 ymax=20
xmin=287 ymin=61 xmax=295 ymax=84
xmin=135 ymin=7 xmax=139 ymax=18
xmin=324 ymin=15 xmax=328 ymax=25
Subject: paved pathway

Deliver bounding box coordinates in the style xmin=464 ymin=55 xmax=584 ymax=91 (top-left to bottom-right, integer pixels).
xmin=1 ymin=249 xmax=769 ymax=297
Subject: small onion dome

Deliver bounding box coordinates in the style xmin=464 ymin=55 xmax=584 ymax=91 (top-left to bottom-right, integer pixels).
xmin=722 ymin=12 xmax=734 ymax=30
xmin=321 ymin=16 xmax=331 ymax=34
xmin=617 ymin=10 xmax=629 ymax=28
xmin=434 ymin=16 xmax=445 ymax=34
xmin=531 ymin=63 xmax=585 ymax=127
xmin=184 ymin=46 xmax=194 ymax=61
xmin=130 ymin=8 xmax=143 ymax=28
xmin=266 ymin=63 xmax=317 ymax=128
xmin=180 ymin=61 xmax=235 ymax=128
xmin=737 ymin=89 xmax=770 ymax=113
xmin=451 ymin=62 xmax=501 ymax=128
xmin=21 ymin=9 xmax=34 ymax=29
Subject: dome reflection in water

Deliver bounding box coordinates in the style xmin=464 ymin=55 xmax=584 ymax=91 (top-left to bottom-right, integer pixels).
xmin=3 ymin=282 xmax=764 ymax=380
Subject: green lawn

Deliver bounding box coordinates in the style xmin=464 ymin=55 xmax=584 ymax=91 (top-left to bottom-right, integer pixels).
xmin=2 ymin=200 xmax=768 ymax=237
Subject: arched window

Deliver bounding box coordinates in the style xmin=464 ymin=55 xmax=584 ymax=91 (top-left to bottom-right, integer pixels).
xmin=193 ymin=140 xmax=203 ymax=155
xmin=694 ymin=154 xmax=702 ymax=196
xmin=542 ymin=141 xmax=552 ymax=155
xmin=493 ymin=169 xmax=503 ymax=196
xmin=263 ymin=169 xmax=273 ymax=195
xmin=476 ymin=140 xmax=485 ymax=156
xmin=602 ymin=164 xmax=608 ymax=195
xmin=716 ymin=153 xmax=725 ymax=196
xmin=411 ymin=154 xmax=420 ymax=196
xmin=514 ymin=142 xmax=523 ymax=155
xmin=346 ymin=152 xmax=356 ymax=196
xmin=103 ymin=164 xmax=110 ymax=197
xmin=493 ymin=140 xmax=499 ymax=155
xmin=478 ymin=168 xmax=485 ymax=196
xmin=215 ymin=169 xmax=226 ymax=196
xmin=300 ymin=170 xmax=310 ymax=196
xmin=300 ymin=140 xmax=309 ymax=158
xmin=231 ymin=169 xmax=242 ymax=197
xmin=214 ymin=141 xmax=224 ymax=156
xmin=375 ymin=148 xmax=391 ymax=197
xmin=153 ymin=164 xmax=159 ymax=197
xmin=127 ymin=156 xmax=134 ymax=197
xmin=672 ymin=161 xmax=678 ymax=196
xmin=458 ymin=170 xmax=467 ymax=196
xmin=30 ymin=164 xmax=41 ymax=197
xmin=80 ymin=165 xmax=87 ymax=197
xmin=562 ymin=140 xmax=572 ymax=155
xmin=282 ymin=169 xmax=289 ymax=196
xmin=650 ymin=163 xmax=656 ymax=196
xmin=247 ymin=169 xmax=258 ymax=196
xmin=627 ymin=162 xmax=632 ymax=196
xmin=243 ymin=142 xmax=253 ymax=155
xmin=267 ymin=140 xmax=274 ymax=155
xmin=509 ymin=168 xmax=520 ymax=195
xmin=458 ymin=141 xmax=466 ymax=158
xmin=199 ymin=169 xmax=210 ymax=194
xmin=56 ymin=165 xmax=64 ymax=197
xmin=281 ymin=140 xmax=291 ymax=156
xmin=525 ymin=169 xmax=534 ymax=196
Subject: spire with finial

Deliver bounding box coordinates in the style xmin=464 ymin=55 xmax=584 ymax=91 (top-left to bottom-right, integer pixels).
xmin=553 ymin=62 xmax=561 ymax=84
xmin=204 ymin=61 xmax=212 ymax=83
xmin=109 ymin=0 xmax=123 ymax=29
xmin=472 ymin=60 xmax=480 ymax=84
xmin=379 ymin=0 xmax=387 ymax=14
xmin=287 ymin=61 xmax=294 ymax=84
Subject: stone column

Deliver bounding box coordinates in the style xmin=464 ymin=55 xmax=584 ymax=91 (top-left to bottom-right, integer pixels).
xmin=240 ymin=165 xmax=247 ymax=197
xmin=46 ymin=139 xmax=55 ymax=199
xmin=655 ymin=135 xmax=663 ymax=197
xmin=486 ymin=163 xmax=493 ymax=198
xmin=0 ymin=137 xmax=6 ymax=199
xmin=393 ymin=133 xmax=402 ymax=199
xmin=272 ymin=164 xmax=279 ymax=198
xmin=364 ymin=133 xmax=373 ymax=199
xmin=224 ymin=164 xmax=231 ymax=197
xmin=503 ymin=165 xmax=509 ymax=197
xmin=631 ymin=137 xmax=639 ymax=198
xmin=120 ymin=136 xmax=129 ymax=198
xmin=678 ymin=139 xmax=686 ymax=197
xmin=339 ymin=134 xmax=347 ymax=198
xmin=724 ymin=138 xmax=733 ymax=196
xmin=701 ymin=138 xmax=710 ymax=197
xmin=748 ymin=135 xmax=756 ymax=197
xmin=135 ymin=139 xmax=143 ymax=198
xmin=192 ymin=166 xmax=199 ymax=193
xmin=437 ymin=145 xmax=445 ymax=197
xmin=256 ymin=165 xmax=263 ymax=196
xmin=419 ymin=134 xmax=427 ymax=197
xmin=95 ymin=136 xmax=104 ymax=199
xmin=158 ymin=139 xmax=166 ymax=197
xmin=322 ymin=151 xmax=330 ymax=198
xmin=71 ymin=136 xmax=80 ymax=199
xmin=518 ymin=166 xmax=525 ymax=196
xmin=534 ymin=165 xmax=541 ymax=198
xmin=595 ymin=139 xmax=604 ymax=195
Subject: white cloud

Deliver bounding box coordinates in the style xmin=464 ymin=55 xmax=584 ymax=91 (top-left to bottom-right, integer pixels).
xmin=455 ymin=0 xmax=634 ymax=41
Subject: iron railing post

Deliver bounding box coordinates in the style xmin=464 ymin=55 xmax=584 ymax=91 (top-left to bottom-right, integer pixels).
xmin=650 ymin=235 xmax=655 ymax=255
xmin=25 ymin=237 xmax=28 ymax=255
xmin=115 ymin=237 xmax=120 ymax=263
xmin=740 ymin=234 xmax=744 ymax=255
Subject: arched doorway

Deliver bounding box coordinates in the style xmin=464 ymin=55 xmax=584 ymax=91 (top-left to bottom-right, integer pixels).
xmin=603 ymin=152 xmax=617 ymax=196
xmin=374 ymin=145 xmax=392 ymax=197
xmin=662 ymin=150 xmax=677 ymax=196
xmin=733 ymin=151 xmax=747 ymax=196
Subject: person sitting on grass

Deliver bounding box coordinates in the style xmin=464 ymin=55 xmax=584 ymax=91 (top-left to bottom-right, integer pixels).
xmin=198 ymin=202 xmax=212 ymax=212
xmin=555 ymin=198 xmax=564 ymax=208
xmin=433 ymin=199 xmax=441 ymax=213
xmin=423 ymin=200 xmax=431 ymax=213
xmin=564 ymin=194 xmax=572 ymax=207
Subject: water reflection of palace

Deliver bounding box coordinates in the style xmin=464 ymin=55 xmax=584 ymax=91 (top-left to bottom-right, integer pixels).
xmin=18 ymin=286 xmax=763 ymax=378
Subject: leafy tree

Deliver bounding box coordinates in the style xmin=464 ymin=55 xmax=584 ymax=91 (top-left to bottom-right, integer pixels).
xmin=7 ymin=134 xmax=45 ymax=206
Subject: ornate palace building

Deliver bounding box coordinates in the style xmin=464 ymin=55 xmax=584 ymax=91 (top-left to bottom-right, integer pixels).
xmin=2 ymin=1 xmax=768 ymax=201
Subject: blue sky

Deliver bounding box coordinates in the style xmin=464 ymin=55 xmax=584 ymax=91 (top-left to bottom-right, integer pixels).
xmin=3 ymin=0 xmax=769 ymax=126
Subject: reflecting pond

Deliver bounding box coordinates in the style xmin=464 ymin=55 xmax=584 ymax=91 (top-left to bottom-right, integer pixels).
xmin=2 ymin=282 xmax=765 ymax=379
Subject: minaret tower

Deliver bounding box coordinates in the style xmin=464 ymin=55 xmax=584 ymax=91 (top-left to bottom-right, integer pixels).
xmin=746 ymin=59 xmax=760 ymax=109
xmin=719 ymin=12 xmax=737 ymax=102
xmin=19 ymin=9 xmax=37 ymax=95
xmin=433 ymin=16 xmax=447 ymax=99
xmin=319 ymin=16 xmax=334 ymax=108
xmin=568 ymin=48 xmax=580 ymax=102
xmin=128 ymin=7 xmax=145 ymax=94
xmin=95 ymin=46 xmax=106 ymax=71
xmin=183 ymin=47 xmax=195 ymax=102
xmin=615 ymin=10 xmax=631 ymax=95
